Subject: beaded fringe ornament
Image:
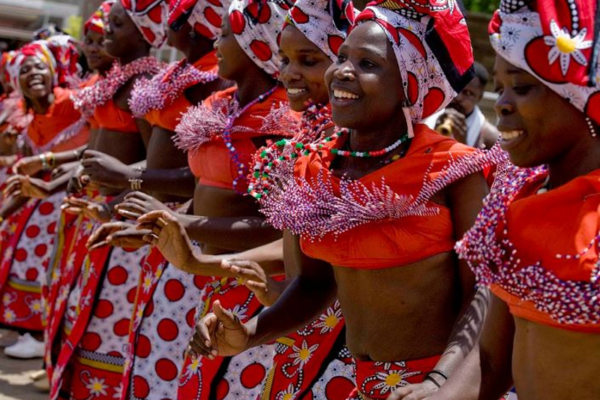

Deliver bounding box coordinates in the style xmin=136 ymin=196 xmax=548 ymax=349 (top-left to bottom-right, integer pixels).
xmin=261 ymin=144 xmax=507 ymax=240
xmin=248 ymin=103 xmax=333 ymax=200
xmin=129 ymin=59 xmax=218 ymax=118
xmin=456 ymin=161 xmax=600 ymax=325
xmin=173 ymin=96 xmax=299 ymax=154
xmin=71 ymin=57 xmax=162 ymax=115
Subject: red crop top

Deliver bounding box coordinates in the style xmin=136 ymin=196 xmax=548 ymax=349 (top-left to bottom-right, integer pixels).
xmin=94 ymin=98 xmax=138 ymax=133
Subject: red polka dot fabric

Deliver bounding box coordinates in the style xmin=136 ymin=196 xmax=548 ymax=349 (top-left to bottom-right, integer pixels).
xmin=228 ymin=0 xmax=292 ymax=76
xmin=489 ymin=0 xmax=600 ymax=125
xmin=354 ymin=0 xmax=475 ymax=124
xmin=121 ymin=0 xmax=168 ymax=48
xmin=168 ymin=0 xmax=227 ymax=40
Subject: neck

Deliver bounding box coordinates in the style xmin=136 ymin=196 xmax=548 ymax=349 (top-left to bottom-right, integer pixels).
xmin=119 ymin=46 xmax=151 ymax=65
xmin=30 ymin=92 xmax=54 ymax=114
xmin=235 ymin=70 xmax=276 ymax=107
xmin=351 ymin=109 xmax=408 ymax=152
xmin=184 ymin=38 xmax=214 ymax=64
xmin=548 ymin=135 xmax=600 ymax=189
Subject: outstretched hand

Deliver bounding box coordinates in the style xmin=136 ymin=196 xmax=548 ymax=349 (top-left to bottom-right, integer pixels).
xmin=221 ymin=260 xmax=284 ymax=306
xmin=62 ymin=196 xmax=112 ymax=223
xmin=3 ymin=175 xmax=50 ymax=199
xmin=387 ymin=379 xmax=440 ymax=400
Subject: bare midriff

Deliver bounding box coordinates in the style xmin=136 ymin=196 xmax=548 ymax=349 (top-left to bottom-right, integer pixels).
xmin=512 ymin=317 xmax=600 ymax=400
xmin=91 ymin=128 xmax=146 ymax=196
xmin=334 ymin=251 xmax=459 ymax=362
xmin=193 ymin=183 xmax=266 ymax=255
xmin=146 ymin=126 xmax=189 ymax=203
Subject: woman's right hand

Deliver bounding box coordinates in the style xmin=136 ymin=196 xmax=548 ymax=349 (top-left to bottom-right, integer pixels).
xmin=189 ymin=300 xmax=250 ymax=359
xmin=62 ymin=196 xmax=112 ymax=223
xmin=221 ymin=260 xmax=285 ymax=306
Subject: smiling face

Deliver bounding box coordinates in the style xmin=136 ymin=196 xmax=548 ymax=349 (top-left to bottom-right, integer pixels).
xmin=19 ymin=56 xmax=53 ymax=100
xmin=493 ymin=55 xmax=590 ymax=167
xmin=82 ymin=30 xmax=114 ymax=72
xmin=278 ymin=25 xmax=332 ymax=112
xmin=104 ymin=1 xmax=145 ymax=58
xmin=324 ymin=21 xmax=404 ymax=131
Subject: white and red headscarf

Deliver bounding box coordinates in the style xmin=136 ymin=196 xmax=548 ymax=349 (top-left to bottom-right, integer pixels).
xmin=228 ymin=0 xmax=293 ymax=76
xmin=84 ymin=0 xmax=115 ymax=36
xmin=354 ymin=0 xmax=474 ymax=136
xmin=489 ymin=0 xmax=600 ymax=125
xmin=285 ymin=0 xmax=355 ymax=61
xmin=18 ymin=35 xmax=80 ymax=89
xmin=121 ymin=0 xmax=168 ymax=48
xmin=168 ymin=0 xmax=228 ymax=40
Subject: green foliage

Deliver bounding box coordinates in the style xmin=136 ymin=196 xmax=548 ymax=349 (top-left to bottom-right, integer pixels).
xmin=462 ymin=0 xmax=499 ymax=14
xmin=63 ymin=15 xmax=83 ymax=40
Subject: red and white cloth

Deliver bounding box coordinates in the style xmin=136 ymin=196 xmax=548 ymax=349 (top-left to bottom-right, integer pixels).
xmin=285 ymin=0 xmax=356 ymax=61
xmin=489 ymin=0 xmax=600 ymax=125
xmin=228 ymin=0 xmax=292 ymax=76
xmin=168 ymin=0 xmax=228 ymax=40
xmin=354 ymin=0 xmax=474 ymax=126
xmin=121 ymin=0 xmax=169 ymax=48
xmin=84 ymin=0 xmax=116 ymax=35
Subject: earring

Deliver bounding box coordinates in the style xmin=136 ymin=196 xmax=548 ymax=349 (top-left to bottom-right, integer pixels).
xmin=586 ymin=117 xmax=597 ymax=138
xmin=189 ymin=30 xmax=198 ymax=39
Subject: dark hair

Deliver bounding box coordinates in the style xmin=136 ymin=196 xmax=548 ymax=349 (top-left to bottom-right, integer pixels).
xmin=473 ymin=61 xmax=489 ymax=88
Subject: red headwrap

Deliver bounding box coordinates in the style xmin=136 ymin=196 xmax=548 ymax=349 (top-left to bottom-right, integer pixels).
xmin=84 ymin=0 xmax=115 ymax=35
xmin=285 ymin=0 xmax=356 ymax=61
xmin=354 ymin=0 xmax=474 ymax=136
xmin=121 ymin=0 xmax=168 ymax=48
xmin=168 ymin=0 xmax=228 ymax=40
xmin=18 ymin=35 xmax=80 ymax=89
xmin=489 ymin=0 xmax=600 ymax=125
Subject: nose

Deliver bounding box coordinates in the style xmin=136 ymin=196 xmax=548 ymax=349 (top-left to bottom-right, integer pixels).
xmin=279 ymin=63 xmax=300 ymax=84
xmin=333 ymin=60 xmax=355 ymax=81
xmin=495 ymin=91 xmax=514 ymax=117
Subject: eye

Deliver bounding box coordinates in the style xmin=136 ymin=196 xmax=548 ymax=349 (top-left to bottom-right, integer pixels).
xmin=336 ymin=53 xmax=347 ymax=64
xmin=513 ymin=85 xmax=533 ymax=95
xmin=359 ymin=59 xmax=376 ymax=69
xmin=280 ymin=56 xmax=289 ymax=66
xmin=301 ymin=57 xmax=318 ymax=67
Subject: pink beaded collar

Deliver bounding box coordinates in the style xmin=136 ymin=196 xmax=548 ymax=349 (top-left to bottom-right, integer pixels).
xmin=129 ymin=59 xmax=218 ymax=118
xmin=71 ymin=57 xmax=162 ymax=115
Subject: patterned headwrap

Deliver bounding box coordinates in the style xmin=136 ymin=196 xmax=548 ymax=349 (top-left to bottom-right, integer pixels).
xmin=228 ymin=0 xmax=293 ymax=76
xmin=121 ymin=0 xmax=168 ymax=48
xmin=285 ymin=0 xmax=356 ymax=61
xmin=489 ymin=0 xmax=600 ymax=125
xmin=18 ymin=35 xmax=80 ymax=89
xmin=1 ymin=51 xmax=17 ymax=88
xmin=354 ymin=0 xmax=474 ymax=137
xmin=84 ymin=0 xmax=115 ymax=35
xmin=168 ymin=0 xmax=228 ymax=40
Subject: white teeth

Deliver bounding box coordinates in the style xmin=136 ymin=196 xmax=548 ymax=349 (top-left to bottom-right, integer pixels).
xmin=500 ymin=130 xmax=524 ymax=140
xmin=333 ymin=90 xmax=359 ymax=99
xmin=287 ymin=88 xmax=306 ymax=95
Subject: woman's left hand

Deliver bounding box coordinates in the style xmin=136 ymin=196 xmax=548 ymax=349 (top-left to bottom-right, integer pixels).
xmin=80 ymin=150 xmax=135 ymax=189
xmin=114 ymin=191 xmax=170 ymax=220
xmin=3 ymin=175 xmax=50 ymax=199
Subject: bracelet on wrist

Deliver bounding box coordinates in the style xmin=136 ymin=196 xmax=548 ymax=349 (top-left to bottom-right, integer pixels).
xmin=427 ymin=369 xmax=449 ymax=381
xmin=424 ymin=375 xmax=442 ymax=388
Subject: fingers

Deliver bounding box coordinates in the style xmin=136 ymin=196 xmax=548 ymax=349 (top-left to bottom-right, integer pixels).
xmin=116 ymin=207 xmax=143 ymax=220
xmin=124 ymin=191 xmax=152 ymax=201
xmin=221 ymin=260 xmax=267 ymax=283
xmin=142 ymin=233 xmax=159 ymax=246
xmin=193 ymin=313 xmax=219 ymax=359
xmin=212 ymin=300 xmax=240 ymax=330
xmin=136 ymin=210 xmax=169 ymax=224
xmin=107 ymin=229 xmax=148 ymax=249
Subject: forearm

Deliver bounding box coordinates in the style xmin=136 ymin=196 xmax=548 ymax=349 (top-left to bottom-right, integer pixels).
xmin=185 ymin=239 xmax=284 ymax=277
xmin=433 ymin=286 xmax=491 ymax=377
xmin=184 ymin=215 xmax=283 ymax=252
xmin=137 ymin=167 xmax=196 ymax=198
xmin=0 ymin=195 xmax=29 ymax=219
xmin=52 ymin=145 xmax=86 ymax=167
xmin=246 ymin=274 xmax=337 ymax=348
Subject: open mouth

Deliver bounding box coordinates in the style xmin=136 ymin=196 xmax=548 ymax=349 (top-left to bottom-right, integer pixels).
xmin=500 ymin=130 xmax=524 ymax=141
xmin=286 ymin=88 xmax=307 ymax=95
xmin=27 ymin=76 xmax=44 ymax=89
xmin=333 ymin=89 xmax=359 ymax=100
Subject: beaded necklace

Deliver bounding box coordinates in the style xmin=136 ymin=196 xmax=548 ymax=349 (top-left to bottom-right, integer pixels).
xmin=249 ymin=129 xmax=409 ymax=199
xmin=129 ymin=58 xmax=218 ymax=118
xmin=223 ymin=85 xmax=279 ymax=194
xmin=72 ymin=57 xmax=162 ymax=114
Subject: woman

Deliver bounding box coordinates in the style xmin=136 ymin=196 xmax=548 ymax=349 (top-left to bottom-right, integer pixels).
xmin=47 ymin=2 xmax=167 ymax=399
xmin=85 ymin=1 xmax=230 ymax=398
xmin=0 ymin=36 xmax=86 ymax=359
xmin=134 ymin=0 xmax=299 ymax=398
xmin=427 ymin=1 xmax=600 ymax=399
xmin=185 ymin=1 xmax=505 ymax=399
